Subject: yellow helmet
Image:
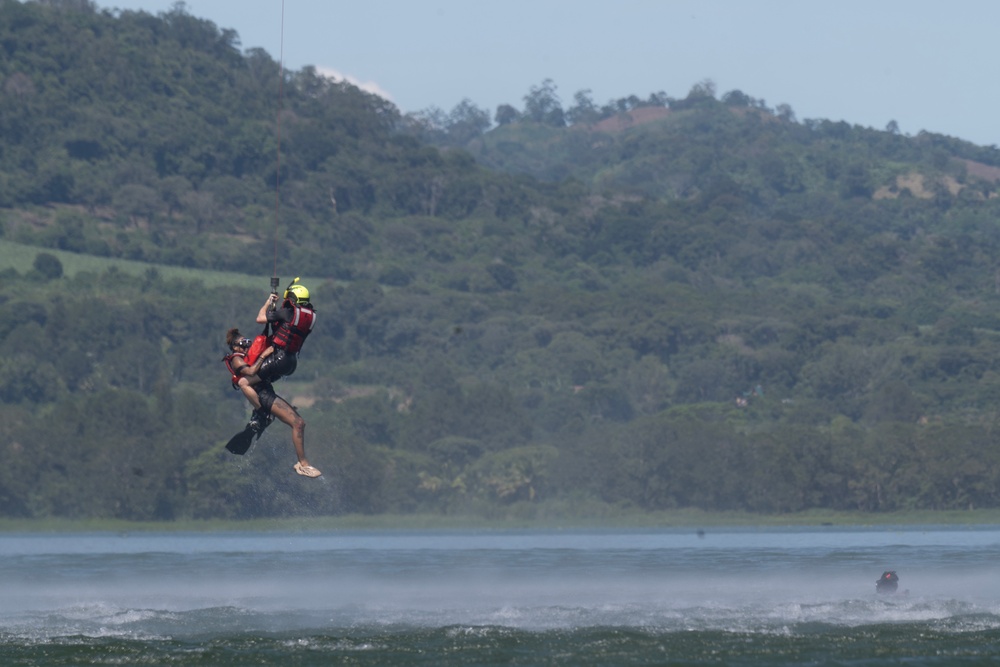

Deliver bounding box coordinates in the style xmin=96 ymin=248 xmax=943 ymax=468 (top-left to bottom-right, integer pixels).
xmin=284 ymin=283 xmax=310 ymax=302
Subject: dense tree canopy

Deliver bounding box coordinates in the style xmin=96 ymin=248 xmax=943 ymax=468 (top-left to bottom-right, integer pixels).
xmin=3 ymin=0 xmax=1000 ymax=520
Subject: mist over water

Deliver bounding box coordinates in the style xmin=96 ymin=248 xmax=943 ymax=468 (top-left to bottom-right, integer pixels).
xmin=3 ymin=527 xmax=1000 ymax=665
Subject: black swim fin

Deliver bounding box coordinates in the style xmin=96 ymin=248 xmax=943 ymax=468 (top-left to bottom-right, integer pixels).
xmin=225 ymin=425 xmax=255 ymax=455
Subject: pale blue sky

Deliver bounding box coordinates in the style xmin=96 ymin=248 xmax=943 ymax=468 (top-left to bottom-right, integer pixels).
xmin=102 ymin=0 xmax=999 ymax=147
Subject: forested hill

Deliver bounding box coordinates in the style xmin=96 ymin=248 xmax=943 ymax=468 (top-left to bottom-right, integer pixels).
xmin=3 ymin=0 xmax=1000 ymax=521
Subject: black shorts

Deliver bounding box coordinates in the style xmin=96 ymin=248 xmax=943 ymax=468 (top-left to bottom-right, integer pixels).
xmin=258 ymin=348 xmax=297 ymax=384
xmin=257 ymin=381 xmax=277 ymax=414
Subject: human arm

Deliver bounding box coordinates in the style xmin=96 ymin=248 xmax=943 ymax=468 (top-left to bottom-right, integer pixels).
xmin=252 ymin=345 xmax=274 ymax=371
xmin=241 ymin=346 xmax=274 ymax=378
xmin=256 ymin=293 xmax=280 ymax=324
xmin=230 ymin=351 xmax=268 ymax=381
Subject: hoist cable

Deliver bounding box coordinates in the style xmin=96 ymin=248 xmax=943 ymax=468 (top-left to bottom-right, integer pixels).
xmin=271 ymin=0 xmax=286 ymax=288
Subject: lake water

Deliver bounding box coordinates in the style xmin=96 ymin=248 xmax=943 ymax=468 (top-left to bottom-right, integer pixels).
xmin=2 ymin=526 xmax=1000 ymax=665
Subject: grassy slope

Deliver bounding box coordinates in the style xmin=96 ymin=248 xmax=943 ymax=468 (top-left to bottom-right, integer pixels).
xmin=0 ymin=239 xmax=327 ymax=291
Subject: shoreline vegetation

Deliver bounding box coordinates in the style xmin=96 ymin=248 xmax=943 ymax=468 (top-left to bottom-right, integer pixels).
xmin=2 ymin=509 xmax=1000 ymax=534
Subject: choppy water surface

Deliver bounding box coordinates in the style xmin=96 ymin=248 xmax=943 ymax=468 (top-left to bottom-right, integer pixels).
xmin=2 ymin=526 xmax=1000 ymax=665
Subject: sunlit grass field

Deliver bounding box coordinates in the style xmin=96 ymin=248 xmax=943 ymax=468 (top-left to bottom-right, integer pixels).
xmin=0 ymin=239 xmax=330 ymax=292
xmin=0 ymin=239 xmax=258 ymax=288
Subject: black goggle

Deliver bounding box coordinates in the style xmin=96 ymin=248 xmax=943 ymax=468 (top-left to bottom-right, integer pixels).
xmin=236 ymin=337 xmax=253 ymax=349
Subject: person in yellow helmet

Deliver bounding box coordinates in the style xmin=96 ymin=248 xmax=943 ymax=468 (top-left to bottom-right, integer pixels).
xmin=254 ymin=281 xmax=316 ymax=384
xmin=235 ymin=282 xmax=316 ymax=417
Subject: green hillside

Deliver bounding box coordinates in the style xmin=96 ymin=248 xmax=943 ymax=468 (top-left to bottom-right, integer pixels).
xmin=3 ymin=0 xmax=1000 ymax=521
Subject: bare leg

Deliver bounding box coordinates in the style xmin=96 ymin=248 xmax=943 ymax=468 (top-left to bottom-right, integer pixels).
xmin=269 ymin=397 xmax=314 ymax=469
xmin=237 ymin=377 xmax=262 ymax=410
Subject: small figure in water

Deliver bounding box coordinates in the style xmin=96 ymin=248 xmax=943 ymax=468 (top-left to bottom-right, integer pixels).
xmin=875 ymin=570 xmax=899 ymax=594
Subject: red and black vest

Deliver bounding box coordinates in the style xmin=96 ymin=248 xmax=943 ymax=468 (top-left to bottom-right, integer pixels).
xmin=222 ymin=351 xmax=245 ymax=388
xmin=222 ymin=335 xmax=270 ymax=388
xmin=272 ymin=304 xmax=315 ymax=354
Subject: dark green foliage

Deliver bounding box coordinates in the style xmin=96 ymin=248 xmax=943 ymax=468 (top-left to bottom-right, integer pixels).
xmin=33 ymin=252 xmax=63 ymax=280
xmin=3 ymin=2 xmax=1000 ymax=520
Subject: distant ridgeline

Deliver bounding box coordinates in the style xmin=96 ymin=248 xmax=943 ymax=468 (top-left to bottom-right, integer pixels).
xmin=2 ymin=1 xmax=1000 ymax=521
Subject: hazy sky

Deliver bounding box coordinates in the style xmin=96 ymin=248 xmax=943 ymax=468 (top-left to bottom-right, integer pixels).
xmin=100 ymin=0 xmax=999 ymax=147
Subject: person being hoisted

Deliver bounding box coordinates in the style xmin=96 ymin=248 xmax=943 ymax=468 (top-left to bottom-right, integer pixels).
xmin=224 ymin=328 xmax=275 ymax=433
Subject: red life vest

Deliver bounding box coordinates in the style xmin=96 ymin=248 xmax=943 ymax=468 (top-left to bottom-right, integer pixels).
xmin=222 ymin=335 xmax=271 ymax=388
xmin=272 ymin=304 xmax=315 ymax=354
xmin=222 ymin=351 xmax=245 ymax=389
xmin=245 ymin=335 xmax=270 ymax=365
